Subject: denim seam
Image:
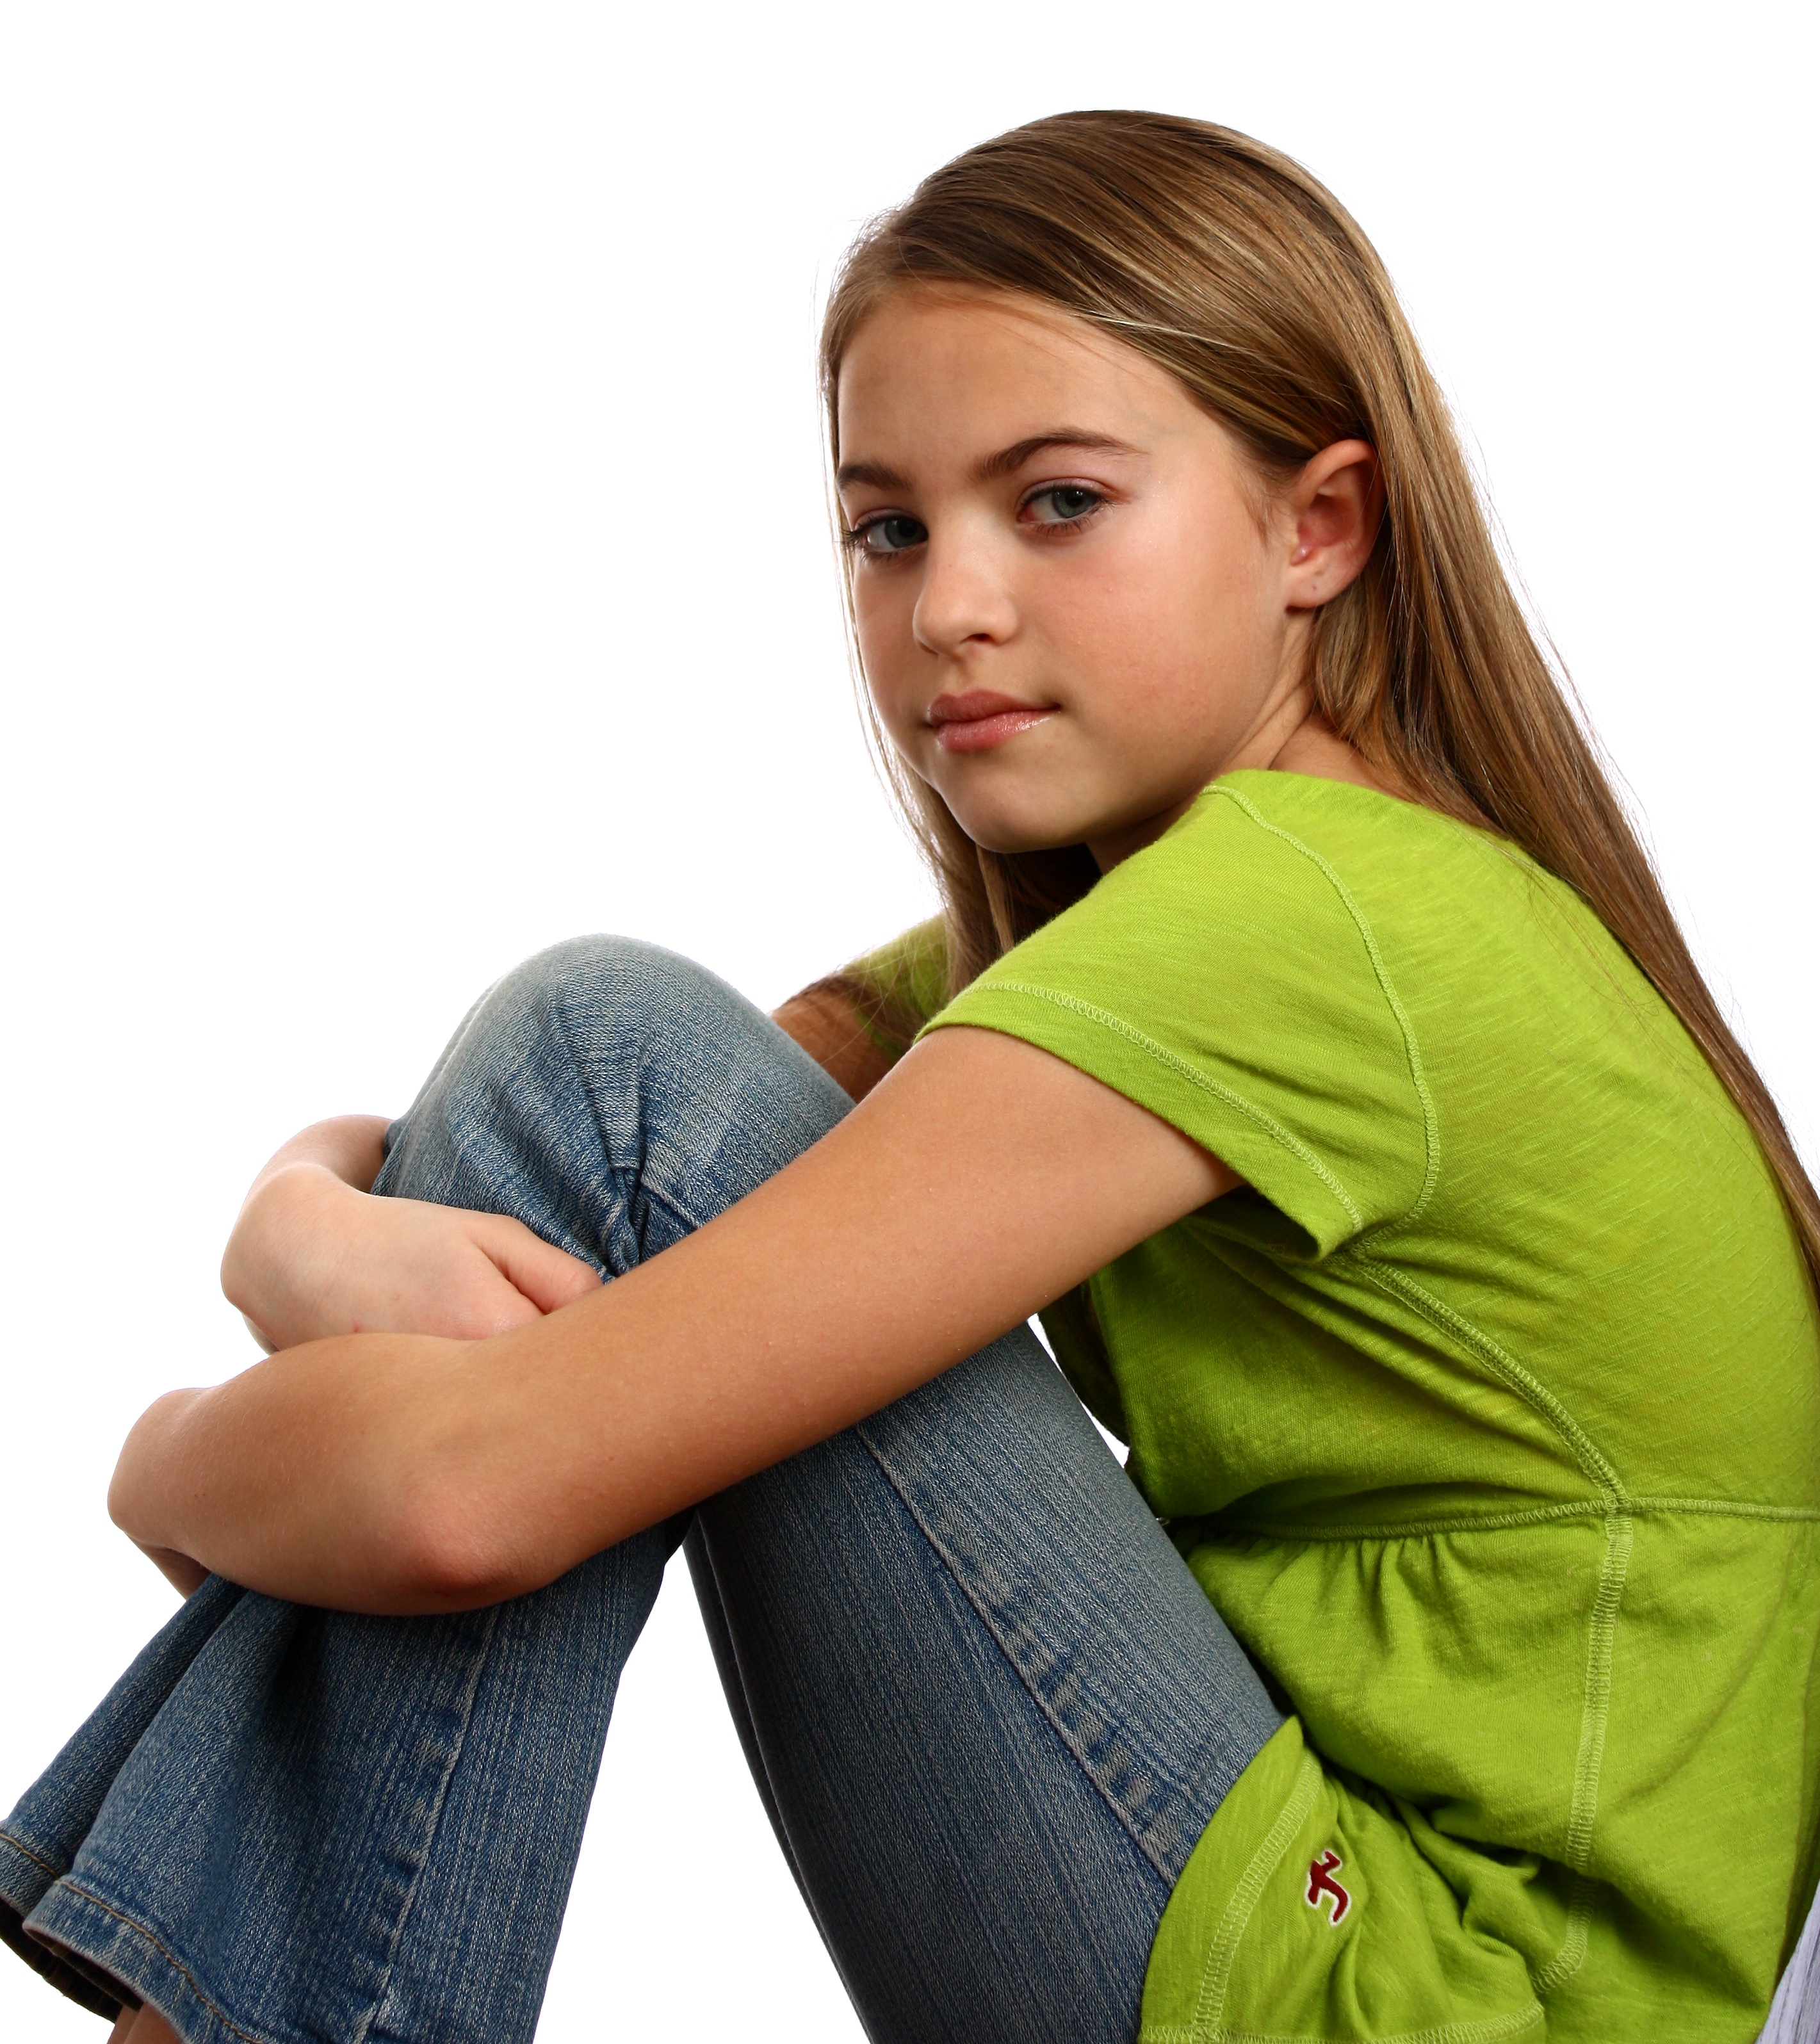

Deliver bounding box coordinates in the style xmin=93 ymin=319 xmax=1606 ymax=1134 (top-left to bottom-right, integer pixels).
xmin=351 ymin=1604 xmax=501 ymax=2044
xmin=552 ymin=990 xmax=726 ymax=1261
xmin=35 ymin=1882 xmax=272 ymax=2044
xmin=0 ymin=1829 xmax=60 ymax=1880
xmin=637 ymin=1179 xmax=711 ymax=1249
xmin=856 ymin=1424 xmax=1216 ymax=1886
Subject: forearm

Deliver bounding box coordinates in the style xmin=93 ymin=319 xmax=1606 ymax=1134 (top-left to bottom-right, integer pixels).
xmin=112 ymin=1028 xmax=1231 ymax=1614
xmin=110 ymin=1356 xmax=464 ymax=1613
xmin=245 ymin=1114 xmax=391 ymax=1197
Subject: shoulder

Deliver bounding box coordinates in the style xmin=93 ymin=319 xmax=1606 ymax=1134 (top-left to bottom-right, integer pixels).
xmin=933 ymin=774 xmax=1461 ymax=1252
xmin=1013 ymin=770 xmax=1500 ymax=1012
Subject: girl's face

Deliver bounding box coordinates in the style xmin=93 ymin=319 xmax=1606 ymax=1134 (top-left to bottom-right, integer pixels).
xmin=835 ymin=286 xmax=1378 ymax=868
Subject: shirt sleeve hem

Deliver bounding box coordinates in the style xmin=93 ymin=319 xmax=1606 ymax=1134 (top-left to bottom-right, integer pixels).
xmin=925 ymin=983 xmax=1365 ymax=1258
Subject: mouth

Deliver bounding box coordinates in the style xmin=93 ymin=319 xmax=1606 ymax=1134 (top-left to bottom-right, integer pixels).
xmin=927 ymin=690 xmax=1057 ymax=755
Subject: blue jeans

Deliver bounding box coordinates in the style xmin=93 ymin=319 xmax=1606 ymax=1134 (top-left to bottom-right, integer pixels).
xmin=0 ymin=939 xmax=1281 ymax=2043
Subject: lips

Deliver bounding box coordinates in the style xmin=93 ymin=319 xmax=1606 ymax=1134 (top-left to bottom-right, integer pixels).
xmin=927 ymin=690 xmax=1057 ymax=754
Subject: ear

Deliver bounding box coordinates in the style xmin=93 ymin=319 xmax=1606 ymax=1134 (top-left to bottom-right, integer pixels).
xmin=1281 ymin=439 xmax=1383 ymax=612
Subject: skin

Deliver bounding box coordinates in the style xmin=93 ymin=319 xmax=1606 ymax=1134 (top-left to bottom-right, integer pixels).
xmin=836 ymin=289 xmax=1388 ymax=864
xmin=104 ymin=291 xmax=1392 ymax=2038
xmin=107 ymin=282 xmax=1392 ymax=1620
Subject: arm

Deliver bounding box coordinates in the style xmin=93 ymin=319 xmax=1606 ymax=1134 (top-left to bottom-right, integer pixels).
xmin=114 ymin=1026 xmax=1235 ymax=1614
xmin=221 ymin=985 xmax=893 ymax=1357
xmin=771 ymin=988 xmax=898 ymax=1102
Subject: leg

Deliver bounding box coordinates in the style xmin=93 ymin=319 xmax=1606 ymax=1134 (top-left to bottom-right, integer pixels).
xmin=688 ymin=1324 xmax=1279 ymax=2043
xmin=111 ymin=2000 xmax=181 ymax=2044
xmin=1 ymin=937 xmax=858 ymax=2043
xmin=3 ymin=936 xmax=1276 ymax=2043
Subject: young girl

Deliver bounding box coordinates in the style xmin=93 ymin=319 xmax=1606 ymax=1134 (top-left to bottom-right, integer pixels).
xmin=4 ymin=110 xmax=1816 ymax=2044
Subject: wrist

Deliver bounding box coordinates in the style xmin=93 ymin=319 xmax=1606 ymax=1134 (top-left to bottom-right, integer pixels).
xmin=222 ymin=1164 xmax=368 ymax=1346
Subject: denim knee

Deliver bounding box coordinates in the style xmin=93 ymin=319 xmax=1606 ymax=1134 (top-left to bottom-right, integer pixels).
xmin=381 ymin=935 xmax=853 ymax=1269
xmin=416 ymin=934 xmax=752 ymax=1090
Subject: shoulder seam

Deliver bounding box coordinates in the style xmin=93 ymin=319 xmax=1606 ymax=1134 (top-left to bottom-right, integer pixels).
xmin=1209 ymin=786 xmax=1441 ymax=1230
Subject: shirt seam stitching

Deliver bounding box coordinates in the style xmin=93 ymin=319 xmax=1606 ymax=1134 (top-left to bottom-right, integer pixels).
xmin=1189 ymin=1748 xmax=1324 ymax=2037
xmin=1534 ymin=1510 xmax=1634 ymax=1993
xmin=971 ymin=980 xmax=1365 ymax=1233
xmin=1338 ymin=1252 xmax=1631 ymax=1993
xmin=1208 ymin=785 xmax=1442 ymax=1233
xmin=1344 ymin=1253 xmax=1626 ymax=1502
xmin=1143 ymin=2005 xmax=1545 ymax=2043
xmin=1203 ymin=1496 xmax=1820 ymax=1541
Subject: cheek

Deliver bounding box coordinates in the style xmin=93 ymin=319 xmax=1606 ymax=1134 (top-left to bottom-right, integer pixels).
xmin=852 ymin=577 xmax=922 ymax=736
xmin=1048 ymin=508 xmax=1262 ymax=697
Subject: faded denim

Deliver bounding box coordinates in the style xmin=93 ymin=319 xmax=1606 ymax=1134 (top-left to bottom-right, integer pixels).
xmin=1 ymin=937 xmax=1281 ymax=2043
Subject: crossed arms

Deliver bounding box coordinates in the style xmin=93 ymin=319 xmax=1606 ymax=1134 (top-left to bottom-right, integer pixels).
xmin=110 ymin=988 xmax=1234 ymax=1616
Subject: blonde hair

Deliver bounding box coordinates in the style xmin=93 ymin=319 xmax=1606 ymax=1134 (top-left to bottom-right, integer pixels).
xmin=818 ymin=110 xmax=1820 ymax=1294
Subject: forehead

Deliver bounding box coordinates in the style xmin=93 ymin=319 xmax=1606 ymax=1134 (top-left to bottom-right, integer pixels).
xmin=834 ymin=286 xmax=1194 ymax=458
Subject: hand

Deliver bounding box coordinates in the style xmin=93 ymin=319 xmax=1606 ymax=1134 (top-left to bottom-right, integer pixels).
xmin=128 ymin=1026 xmax=1234 ymax=1614
xmin=222 ymin=1164 xmax=603 ymax=1351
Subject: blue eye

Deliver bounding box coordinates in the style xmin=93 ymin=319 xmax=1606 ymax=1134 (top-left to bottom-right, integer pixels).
xmin=1023 ymin=485 xmax=1103 ymax=526
xmin=853 ymin=514 xmax=927 ymax=555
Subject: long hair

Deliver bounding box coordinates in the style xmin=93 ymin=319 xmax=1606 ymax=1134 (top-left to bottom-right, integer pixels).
xmin=818 ymin=110 xmax=1820 ymax=1294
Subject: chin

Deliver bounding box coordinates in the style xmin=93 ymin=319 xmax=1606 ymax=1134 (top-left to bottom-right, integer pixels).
xmin=945 ymin=804 xmax=1093 ymax=858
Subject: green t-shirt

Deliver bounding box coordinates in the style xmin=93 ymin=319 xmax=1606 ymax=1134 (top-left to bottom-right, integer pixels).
xmin=857 ymin=771 xmax=1820 ymax=2041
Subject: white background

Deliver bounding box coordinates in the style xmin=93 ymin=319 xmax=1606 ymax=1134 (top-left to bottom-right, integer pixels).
xmin=1 ymin=4 xmax=1813 ymax=2039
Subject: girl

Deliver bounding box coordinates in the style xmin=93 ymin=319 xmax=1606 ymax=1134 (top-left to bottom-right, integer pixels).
xmin=4 ymin=110 xmax=1816 ymax=2044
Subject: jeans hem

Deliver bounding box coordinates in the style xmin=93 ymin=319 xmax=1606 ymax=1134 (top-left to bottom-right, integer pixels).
xmin=1 ymin=1828 xmax=131 ymax=2019
xmin=22 ymin=1878 xmax=277 ymax=2044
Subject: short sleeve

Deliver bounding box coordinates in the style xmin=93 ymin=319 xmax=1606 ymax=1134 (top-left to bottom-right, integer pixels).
xmin=831 ymin=916 xmax=950 ymax=1061
xmin=923 ymin=783 xmax=1431 ymax=1257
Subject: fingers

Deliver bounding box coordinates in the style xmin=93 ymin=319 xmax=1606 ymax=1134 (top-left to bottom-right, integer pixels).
xmin=222 ymin=1179 xmax=601 ymax=1347
xmin=477 ymin=1215 xmax=605 ymax=1317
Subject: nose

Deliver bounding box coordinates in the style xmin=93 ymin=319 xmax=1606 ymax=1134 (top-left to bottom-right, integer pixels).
xmin=911 ymin=529 xmax=1018 ymax=658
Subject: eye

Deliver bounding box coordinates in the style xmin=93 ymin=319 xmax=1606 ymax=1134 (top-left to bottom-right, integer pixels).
xmin=847 ymin=513 xmax=928 ymax=557
xmin=1020 ymin=484 xmax=1105 ymax=528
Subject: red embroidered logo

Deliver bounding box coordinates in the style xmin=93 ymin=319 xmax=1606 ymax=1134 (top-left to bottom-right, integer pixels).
xmin=1305 ymin=1849 xmax=1352 ymax=1925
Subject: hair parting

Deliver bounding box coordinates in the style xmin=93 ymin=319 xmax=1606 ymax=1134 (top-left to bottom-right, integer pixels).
xmin=817 ymin=109 xmax=1820 ymax=1294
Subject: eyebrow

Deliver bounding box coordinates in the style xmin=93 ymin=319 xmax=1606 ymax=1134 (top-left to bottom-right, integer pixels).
xmin=972 ymin=431 xmax=1138 ymax=481
xmin=835 ymin=430 xmax=1139 ymax=494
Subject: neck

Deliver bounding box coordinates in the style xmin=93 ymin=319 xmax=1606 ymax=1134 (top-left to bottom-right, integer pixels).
xmin=1085 ymin=696 xmax=1401 ymax=873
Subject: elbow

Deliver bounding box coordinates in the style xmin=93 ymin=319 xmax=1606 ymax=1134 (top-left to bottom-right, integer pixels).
xmin=382 ymin=1480 xmax=540 ymax=1613
xmin=108 ymin=1390 xmax=200 ymax=1548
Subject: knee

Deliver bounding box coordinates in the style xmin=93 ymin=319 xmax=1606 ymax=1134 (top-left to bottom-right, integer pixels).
xmin=412 ymin=934 xmax=848 ymax=1157
xmin=388 ymin=933 xmax=851 ymax=1233
xmin=473 ymin=935 xmax=757 ymax=1066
